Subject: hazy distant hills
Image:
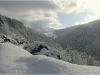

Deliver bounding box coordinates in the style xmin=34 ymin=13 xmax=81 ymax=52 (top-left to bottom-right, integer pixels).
xmin=54 ymin=20 xmax=100 ymax=60
xmin=23 ymin=20 xmax=56 ymax=33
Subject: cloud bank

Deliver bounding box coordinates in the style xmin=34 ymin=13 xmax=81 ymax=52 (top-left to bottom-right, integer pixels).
xmin=0 ymin=0 xmax=100 ymax=29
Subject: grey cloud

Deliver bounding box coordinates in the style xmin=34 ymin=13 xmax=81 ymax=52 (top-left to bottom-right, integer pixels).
xmin=0 ymin=0 xmax=78 ymax=29
xmin=69 ymin=2 xmax=77 ymax=8
xmin=0 ymin=1 xmax=58 ymax=12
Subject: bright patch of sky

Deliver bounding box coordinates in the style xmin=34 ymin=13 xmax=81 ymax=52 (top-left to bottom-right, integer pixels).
xmin=58 ymin=10 xmax=88 ymax=27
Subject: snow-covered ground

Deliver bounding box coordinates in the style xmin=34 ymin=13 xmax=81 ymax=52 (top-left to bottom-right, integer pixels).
xmin=24 ymin=41 xmax=60 ymax=59
xmin=0 ymin=43 xmax=100 ymax=74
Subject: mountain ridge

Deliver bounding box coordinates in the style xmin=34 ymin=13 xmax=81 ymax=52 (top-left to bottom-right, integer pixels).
xmin=54 ymin=19 xmax=100 ymax=61
xmin=0 ymin=14 xmax=62 ymax=51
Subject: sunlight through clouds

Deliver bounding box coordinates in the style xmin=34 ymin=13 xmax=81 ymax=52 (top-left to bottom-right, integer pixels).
xmin=74 ymin=0 xmax=100 ymax=25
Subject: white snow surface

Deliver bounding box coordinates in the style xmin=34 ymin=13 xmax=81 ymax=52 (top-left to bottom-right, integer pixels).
xmin=0 ymin=43 xmax=100 ymax=74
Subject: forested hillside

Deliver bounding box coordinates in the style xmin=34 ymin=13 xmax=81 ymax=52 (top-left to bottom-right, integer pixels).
xmin=54 ymin=19 xmax=100 ymax=61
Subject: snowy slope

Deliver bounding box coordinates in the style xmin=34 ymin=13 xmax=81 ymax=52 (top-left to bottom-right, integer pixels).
xmin=0 ymin=43 xmax=100 ymax=74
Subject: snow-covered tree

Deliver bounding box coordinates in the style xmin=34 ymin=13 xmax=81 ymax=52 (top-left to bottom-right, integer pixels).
xmin=24 ymin=41 xmax=60 ymax=59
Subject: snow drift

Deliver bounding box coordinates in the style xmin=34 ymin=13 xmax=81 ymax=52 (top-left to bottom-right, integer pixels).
xmin=0 ymin=43 xmax=100 ymax=74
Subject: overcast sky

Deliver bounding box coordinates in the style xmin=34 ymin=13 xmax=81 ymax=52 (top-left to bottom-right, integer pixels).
xmin=0 ymin=0 xmax=100 ymax=29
